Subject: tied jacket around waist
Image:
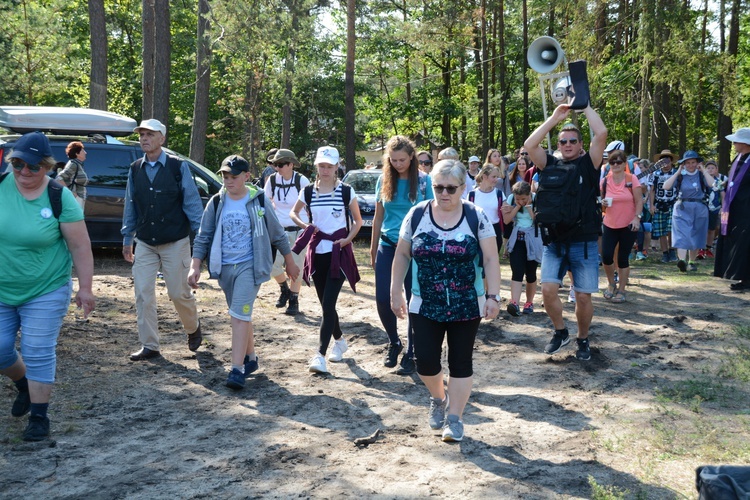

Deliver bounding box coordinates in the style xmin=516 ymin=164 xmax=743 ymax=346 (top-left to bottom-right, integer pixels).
xmin=192 ymin=187 xmax=291 ymax=284
xmin=292 ymin=225 xmax=360 ymax=292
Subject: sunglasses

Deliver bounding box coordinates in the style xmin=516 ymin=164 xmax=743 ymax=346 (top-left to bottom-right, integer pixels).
xmin=419 ymin=160 xmax=433 ymax=165
xmin=558 ymin=138 xmax=579 ymax=145
xmin=520 ymin=152 xmax=529 ymax=156
xmin=608 ymin=160 xmax=625 ymax=165
xmin=10 ymin=159 xmax=43 ymax=172
xmin=433 ymin=184 xmax=463 ymax=194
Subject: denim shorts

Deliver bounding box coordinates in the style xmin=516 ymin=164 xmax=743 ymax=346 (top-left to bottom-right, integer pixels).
xmin=218 ymin=260 xmax=261 ymax=322
xmin=540 ymin=240 xmax=599 ymax=293
xmin=0 ymin=281 xmax=72 ymax=384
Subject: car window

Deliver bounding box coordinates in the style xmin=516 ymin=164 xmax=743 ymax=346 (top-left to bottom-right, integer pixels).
xmin=345 ymin=173 xmax=380 ymax=194
xmin=47 ymin=144 xmax=133 ymax=188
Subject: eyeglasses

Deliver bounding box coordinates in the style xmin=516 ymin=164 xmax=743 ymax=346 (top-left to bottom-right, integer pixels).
xmin=608 ymin=160 xmax=625 ymax=165
xmin=10 ymin=159 xmax=42 ymax=172
xmin=558 ymin=138 xmax=579 ymax=145
xmin=433 ymin=184 xmax=463 ymax=194
xmin=520 ymin=152 xmax=529 ymax=156
xmin=419 ymin=160 xmax=432 ymax=165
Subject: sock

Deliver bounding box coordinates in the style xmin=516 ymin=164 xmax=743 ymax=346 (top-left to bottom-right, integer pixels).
xmin=232 ymin=364 xmax=245 ymax=374
xmin=14 ymin=376 xmax=29 ymax=393
xmin=556 ymin=328 xmax=569 ymax=337
xmin=30 ymin=403 xmax=48 ymax=418
xmin=244 ymin=353 xmax=257 ymax=363
xmin=688 ymin=260 xmax=696 ymax=265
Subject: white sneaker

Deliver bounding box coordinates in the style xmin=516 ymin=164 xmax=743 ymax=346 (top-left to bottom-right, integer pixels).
xmin=308 ymin=354 xmax=328 ymax=373
xmin=568 ymin=288 xmax=576 ymax=303
xmin=328 ymin=337 xmax=348 ymax=362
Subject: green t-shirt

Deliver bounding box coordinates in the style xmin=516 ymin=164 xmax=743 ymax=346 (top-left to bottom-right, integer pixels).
xmin=0 ymin=178 xmax=84 ymax=305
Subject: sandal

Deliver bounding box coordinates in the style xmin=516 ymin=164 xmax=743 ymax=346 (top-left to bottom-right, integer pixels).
xmin=611 ymin=291 xmax=627 ymax=303
xmin=603 ymin=285 xmax=616 ymax=300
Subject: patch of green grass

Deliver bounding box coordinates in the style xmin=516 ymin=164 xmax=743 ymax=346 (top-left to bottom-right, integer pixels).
xmin=655 ymin=376 xmax=727 ymax=408
xmin=718 ymin=344 xmax=750 ymax=382
xmin=734 ymin=324 xmax=750 ymax=340
xmin=588 ymin=476 xmax=628 ymax=499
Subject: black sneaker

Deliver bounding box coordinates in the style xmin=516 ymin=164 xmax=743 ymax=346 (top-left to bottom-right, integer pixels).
xmin=225 ymin=368 xmax=245 ymax=390
xmin=384 ymin=343 xmax=403 ymax=368
xmin=396 ymin=354 xmax=416 ymax=375
xmin=677 ymin=260 xmax=687 ymax=272
xmin=506 ymin=302 xmax=521 ymax=317
xmin=576 ymin=338 xmax=591 ymax=361
xmin=23 ymin=415 xmax=50 ymax=442
xmin=11 ymin=390 xmax=30 ymax=417
xmin=276 ymin=286 xmax=291 ymax=308
xmin=544 ymin=329 xmax=570 ymax=355
xmin=285 ymin=295 xmax=299 ymax=315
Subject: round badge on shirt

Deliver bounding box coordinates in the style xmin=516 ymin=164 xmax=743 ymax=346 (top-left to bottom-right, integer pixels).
xmin=40 ymin=208 xmax=53 ymax=219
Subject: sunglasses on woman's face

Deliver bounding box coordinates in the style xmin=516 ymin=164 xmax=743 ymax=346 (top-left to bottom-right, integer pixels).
xmin=558 ymin=138 xmax=579 ymax=145
xmin=10 ymin=159 xmax=42 ymax=172
xmin=433 ymin=184 xmax=462 ymax=194
xmin=608 ymin=160 xmax=625 ymax=166
xmin=419 ymin=159 xmax=432 ymax=165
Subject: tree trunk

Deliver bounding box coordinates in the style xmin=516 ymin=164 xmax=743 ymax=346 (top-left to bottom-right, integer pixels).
xmin=480 ymin=0 xmax=489 ymax=153
xmin=281 ymin=7 xmax=299 ymax=149
xmin=152 ymin=0 xmax=171 ymax=133
xmin=522 ymin=0 xmax=529 ymax=140
xmin=441 ymin=51 xmax=451 ymax=143
xmin=344 ymin=0 xmax=356 ymax=172
xmin=717 ymin=0 xmax=740 ymax=171
xmin=141 ymin=0 xmax=155 ymax=119
xmin=88 ymin=0 xmax=107 ymax=110
xmin=189 ymin=0 xmax=211 ymax=164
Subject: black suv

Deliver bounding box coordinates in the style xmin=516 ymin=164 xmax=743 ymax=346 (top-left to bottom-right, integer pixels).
xmin=0 ymin=107 xmax=222 ymax=247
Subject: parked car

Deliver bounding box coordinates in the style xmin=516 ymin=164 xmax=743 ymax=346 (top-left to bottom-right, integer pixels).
xmin=342 ymin=169 xmax=382 ymax=236
xmin=0 ymin=106 xmax=222 ymax=247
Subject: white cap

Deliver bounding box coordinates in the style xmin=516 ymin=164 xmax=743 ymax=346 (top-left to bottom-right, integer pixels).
xmin=726 ymin=127 xmax=750 ymax=145
xmin=468 ymin=155 xmax=480 ymax=163
xmin=314 ymin=146 xmax=340 ymax=166
xmin=134 ymin=118 xmax=166 ymax=135
xmin=604 ymin=140 xmax=625 ymax=152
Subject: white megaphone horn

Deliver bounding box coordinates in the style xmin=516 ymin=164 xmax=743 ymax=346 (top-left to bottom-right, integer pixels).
xmin=527 ymin=36 xmax=564 ymax=74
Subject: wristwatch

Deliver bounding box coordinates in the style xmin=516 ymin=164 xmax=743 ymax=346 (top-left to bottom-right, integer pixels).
xmin=486 ymin=294 xmax=501 ymax=302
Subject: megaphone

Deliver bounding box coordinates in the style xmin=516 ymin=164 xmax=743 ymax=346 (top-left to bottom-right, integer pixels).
xmin=527 ymin=36 xmax=564 ymax=74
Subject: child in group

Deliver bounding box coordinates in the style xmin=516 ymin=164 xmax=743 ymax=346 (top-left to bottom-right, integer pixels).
xmin=290 ymin=146 xmax=363 ymax=374
xmin=188 ymin=155 xmax=300 ymax=390
xmin=699 ymin=159 xmax=727 ymax=259
xmin=662 ymin=151 xmax=714 ymax=272
xmin=501 ymin=181 xmax=543 ymax=316
xmin=468 ymin=164 xmax=504 ymax=254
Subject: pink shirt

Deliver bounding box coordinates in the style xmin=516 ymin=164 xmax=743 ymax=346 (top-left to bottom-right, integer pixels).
xmin=601 ymin=173 xmax=641 ymax=229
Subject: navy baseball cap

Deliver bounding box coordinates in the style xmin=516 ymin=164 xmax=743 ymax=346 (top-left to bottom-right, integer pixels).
xmin=7 ymin=131 xmax=53 ymax=165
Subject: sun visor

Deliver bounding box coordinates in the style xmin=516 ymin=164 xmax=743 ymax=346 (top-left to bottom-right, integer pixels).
xmin=0 ymin=106 xmax=138 ymax=137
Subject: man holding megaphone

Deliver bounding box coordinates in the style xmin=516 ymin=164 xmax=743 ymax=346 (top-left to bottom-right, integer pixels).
xmin=524 ymin=103 xmax=607 ymax=362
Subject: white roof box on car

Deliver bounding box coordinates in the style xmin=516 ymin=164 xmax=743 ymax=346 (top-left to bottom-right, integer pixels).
xmin=0 ymin=106 xmax=137 ymax=137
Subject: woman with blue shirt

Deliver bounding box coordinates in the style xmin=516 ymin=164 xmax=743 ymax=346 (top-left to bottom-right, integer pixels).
xmin=370 ymin=136 xmax=433 ymax=374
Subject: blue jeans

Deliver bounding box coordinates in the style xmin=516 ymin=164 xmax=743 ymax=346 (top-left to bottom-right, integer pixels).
xmin=540 ymin=240 xmax=599 ymax=293
xmin=375 ymin=244 xmax=413 ymax=356
xmin=0 ymin=281 xmax=72 ymax=384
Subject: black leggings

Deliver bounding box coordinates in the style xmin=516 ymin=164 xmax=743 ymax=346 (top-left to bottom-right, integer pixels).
xmin=410 ymin=314 xmax=481 ymax=378
xmin=509 ymin=240 xmax=539 ymax=283
xmin=601 ymin=225 xmax=638 ymax=269
xmin=311 ymin=253 xmax=345 ymax=355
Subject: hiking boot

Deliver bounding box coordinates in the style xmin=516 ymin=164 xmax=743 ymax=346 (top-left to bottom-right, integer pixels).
xmin=396 ymin=354 xmax=416 ymax=375
xmin=677 ymin=260 xmax=687 ymax=272
xmin=243 ymin=355 xmax=259 ymax=378
xmin=522 ymin=302 xmax=534 ymax=314
xmin=687 ymin=262 xmax=698 ymax=272
xmin=328 ymin=337 xmax=348 ymax=362
xmin=506 ymin=301 xmax=521 ymax=317
xmin=428 ymin=396 xmax=447 ymax=430
xmin=308 ymin=354 xmax=328 ymax=374
xmin=442 ymin=414 xmax=464 ymax=442
xmin=661 ymin=252 xmax=670 ymax=263
xmin=275 ymin=285 xmax=291 ymax=308
xmin=11 ymin=390 xmax=30 ymax=417
xmin=384 ymin=342 xmax=403 ymax=368
xmin=23 ymin=415 xmax=50 ymax=442
xmin=635 ymin=251 xmax=647 ymax=261
xmin=285 ymin=294 xmax=299 ymax=315
xmin=187 ymin=324 xmax=203 ymax=352
xmin=576 ymin=338 xmax=591 ymax=361
xmin=225 ymin=368 xmax=245 ymax=390
xmin=544 ymin=329 xmax=570 ymax=355
xmin=669 ymin=249 xmax=679 ymax=262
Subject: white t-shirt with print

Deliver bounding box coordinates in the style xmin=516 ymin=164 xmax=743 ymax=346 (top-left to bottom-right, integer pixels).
xmin=221 ymin=193 xmax=254 ymax=265
xmin=299 ymin=182 xmax=357 ymax=254
xmin=264 ymin=172 xmax=310 ymax=227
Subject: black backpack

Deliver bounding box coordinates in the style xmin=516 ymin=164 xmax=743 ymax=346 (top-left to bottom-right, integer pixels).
xmin=269 ymin=172 xmax=302 ymax=200
xmin=0 ymin=172 xmax=63 ymax=219
xmin=533 ymin=158 xmax=594 ymax=243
